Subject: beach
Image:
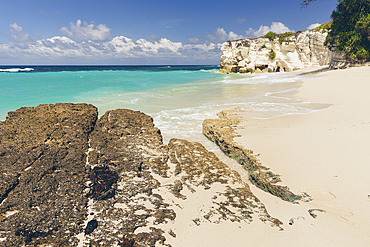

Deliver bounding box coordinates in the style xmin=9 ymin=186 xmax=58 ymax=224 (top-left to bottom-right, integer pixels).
xmin=225 ymin=66 xmax=370 ymax=246
xmin=1 ymin=66 xmax=369 ymax=246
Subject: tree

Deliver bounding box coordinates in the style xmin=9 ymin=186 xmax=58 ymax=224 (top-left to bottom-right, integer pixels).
xmin=301 ymin=0 xmax=317 ymax=7
xmin=326 ymin=0 xmax=370 ymax=62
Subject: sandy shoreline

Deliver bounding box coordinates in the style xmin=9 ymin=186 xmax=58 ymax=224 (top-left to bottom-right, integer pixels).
xmin=232 ymin=66 xmax=370 ymax=246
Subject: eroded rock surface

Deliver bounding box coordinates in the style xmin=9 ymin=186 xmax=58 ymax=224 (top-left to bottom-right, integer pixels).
xmin=220 ymin=29 xmax=331 ymax=74
xmin=203 ymin=110 xmax=308 ymax=203
xmin=0 ymin=104 xmax=282 ymax=246
xmin=0 ymin=103 xmax=97 ymax=246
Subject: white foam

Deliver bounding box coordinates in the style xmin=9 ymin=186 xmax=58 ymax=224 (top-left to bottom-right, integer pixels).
xmin=221 ymin=72 xmax=301 ymax=85
xmin=0 ymin=68 xmax=34 ymax=72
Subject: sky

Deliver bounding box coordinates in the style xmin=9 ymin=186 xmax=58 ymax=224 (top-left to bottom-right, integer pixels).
xmin=0 ymin=0 xmax=339 ymax=65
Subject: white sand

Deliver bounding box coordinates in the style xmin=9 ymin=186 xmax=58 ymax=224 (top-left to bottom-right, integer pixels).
xmin=232 ymin=66 xmax=370 ymax=246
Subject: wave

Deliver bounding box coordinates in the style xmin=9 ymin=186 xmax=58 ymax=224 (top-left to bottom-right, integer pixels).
xmin=220 ymin=73 xmax=302 ymax=85
xmin=0 ymin=68 xmax=34 ymax=72
xmin=200 ymin=69 xmax=219 ymax=73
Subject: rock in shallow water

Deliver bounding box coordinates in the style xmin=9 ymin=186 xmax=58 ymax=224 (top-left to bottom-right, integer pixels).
xmin=0 ymin=103 xmax=281 ymax=246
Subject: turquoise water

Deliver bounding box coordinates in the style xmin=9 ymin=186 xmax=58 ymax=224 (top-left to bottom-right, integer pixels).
xmin=0 ymin=65 xmax=222 ymax=119
xmin=0 ymin=65 xmax=331 ymax=144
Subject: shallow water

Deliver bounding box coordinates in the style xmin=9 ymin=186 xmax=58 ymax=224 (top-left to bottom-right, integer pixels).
xmin=0 ymin=65 xmax=331 ymax=144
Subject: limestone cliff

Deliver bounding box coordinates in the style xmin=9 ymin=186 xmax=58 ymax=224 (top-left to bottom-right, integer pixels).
xmin=220 ymin=30 xmax=332 ymax=73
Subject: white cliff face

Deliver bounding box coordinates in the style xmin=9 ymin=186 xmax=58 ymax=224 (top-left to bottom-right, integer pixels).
xmin=220 ymin=30 xmax=332 ymax=73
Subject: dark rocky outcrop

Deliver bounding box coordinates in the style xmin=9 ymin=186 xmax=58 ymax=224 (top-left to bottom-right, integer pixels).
xmin=203 ymin=110 xmax=308 ymax=203
xmin=0 ymin=104 xmax=282 ymax=246
xmin=0 ymin=103 xmax=97 ymax=246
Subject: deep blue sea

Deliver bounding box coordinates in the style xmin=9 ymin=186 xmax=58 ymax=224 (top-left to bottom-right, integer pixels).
xmin=0 ymin=65 xmax=330 ymax=143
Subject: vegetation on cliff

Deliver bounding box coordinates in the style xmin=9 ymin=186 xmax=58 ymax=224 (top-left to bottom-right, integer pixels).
xmin=263 ymin=31 xmax=294 ymax=44
xmin=263 ymin=31 xmax=276 ymax=41
xmin=315 ymin=21 xmax=332 ymax=33
xmin=326 ymin=0 xmax=370 ymax=62
xmin=268 ymin=49 xmax=276 ymax=60
xmin=279 ymin=32 xmax=294 ymax=44
xmin=304 ymin=0 xmax=369 ymax=62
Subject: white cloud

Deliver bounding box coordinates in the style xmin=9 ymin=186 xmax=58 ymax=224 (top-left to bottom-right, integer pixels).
xmin=245 ymin=22 xmax=293 ymax=38
xmin=9 ymin=23 xmax=30 ymax=42
xmin=307 ymin=23 xmax=321 ymax=30
xmin=228 ymin=31 xmax=243 ymax=40
xmin=60 ymin=20 xmax=111 ymax=42
xmin=188 ymin=37 xmax=200 ymax=43
xmin=0 ymin=35 xmax=222 ymax=63
xmin=207 ymin=28 xmax=244 ymax=42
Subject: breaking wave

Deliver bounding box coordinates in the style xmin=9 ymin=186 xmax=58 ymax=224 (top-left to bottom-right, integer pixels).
xmin=0 ymin=68 xmax=34 ymax=72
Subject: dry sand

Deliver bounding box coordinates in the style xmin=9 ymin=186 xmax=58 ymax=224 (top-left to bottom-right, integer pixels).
xmin=232 ymin=66 xmax=370 ymax=246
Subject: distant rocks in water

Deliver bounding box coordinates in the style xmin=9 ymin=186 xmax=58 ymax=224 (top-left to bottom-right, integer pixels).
xmin=0 ymin=103 xmax=282 ymax=246
xmin=220 ymin=30 xmax=332 ymax=74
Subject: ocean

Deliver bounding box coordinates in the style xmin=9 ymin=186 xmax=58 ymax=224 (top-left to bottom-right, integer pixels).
xmin=0 ymin=65 xmax=330 ymax=144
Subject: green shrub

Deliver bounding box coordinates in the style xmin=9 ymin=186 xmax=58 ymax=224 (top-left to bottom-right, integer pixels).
xmin=278 ymin=32 xmax=294 ymax=44
xmin=315 ymin=21 xmax=332 ymax=33
xmin=326 ymin=0 xmax=370 ymax=62
xmin=264 ymin=32 xmax=276 ymax=41
xmin=268 ymin=49 xmax=276 ymax=60
xmin=261 ymin=44 xmax=267 ymax=49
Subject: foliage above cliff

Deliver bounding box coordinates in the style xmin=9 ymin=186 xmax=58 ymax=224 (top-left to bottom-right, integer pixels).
xmin=268 ymin=49 xmax=276 ymax=60
xmin=263 ymin=31 xmax=294 ymax=44
xmin=315 ymin=21 xmax=332 ymax=33
xmin=279 ymin=32 xmax=294 ymax=44
xmin=263 ymin=32 xmax=276 ymax=41
xmin=326 ymin=0 xmax=370 ymax=62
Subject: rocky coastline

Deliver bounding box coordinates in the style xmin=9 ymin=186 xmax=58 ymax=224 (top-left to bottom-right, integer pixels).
xmin=0 ymin=103 xmax=283 ymax=246
xmin=219 ymin=28 xmax=368 ymax=74
xmin=219 ymin=29 xmax=331 ymax=74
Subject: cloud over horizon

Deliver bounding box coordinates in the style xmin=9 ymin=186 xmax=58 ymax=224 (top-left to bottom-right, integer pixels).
xmin=60 ymin=20 xmax=111 ymax=42
xmin=0 ymin=34 xmax=221 ymax=64
xmin=1 ymin=20 xmax=298 ymax=64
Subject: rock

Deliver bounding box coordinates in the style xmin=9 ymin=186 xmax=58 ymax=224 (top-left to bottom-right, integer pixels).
xmin=239 ymin=67 xmax=247 ymax=73
xmin=220 ymin=65 xmax=238 ymax=74
xmin=255 ymin=68 xmax=262 ymax=74
xmin=238 ymin=60 xmax=247 ymax=67
xmin=246 ymin=67 xmax=255 ymax=73
xmin=85 ymin=220 xmax=99 ymax=235
xmin=0 ymin=103 xmax=97 ymax=246
xmin=220 ymin=30 xmax=333 ymax=74
xmin=202 ymin=110 xmax=308 ymax=203
xmin=0 ymin=104 xmax=282 ymax=246
xmin=308 ymin=209 xmax=326 ymax=218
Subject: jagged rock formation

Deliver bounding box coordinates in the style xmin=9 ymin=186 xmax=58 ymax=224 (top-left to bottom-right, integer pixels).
xmin=0 ymin=104 xmax=281 ymax=246
xmin=220 ymin=30 xmax=332 ymax=74
xmin=203 ymin=110 xmax=309 ymax=203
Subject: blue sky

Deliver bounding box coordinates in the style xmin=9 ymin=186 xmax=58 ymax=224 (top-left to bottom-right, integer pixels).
xmin=0 ymin=0 xmax=339 ymax=65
